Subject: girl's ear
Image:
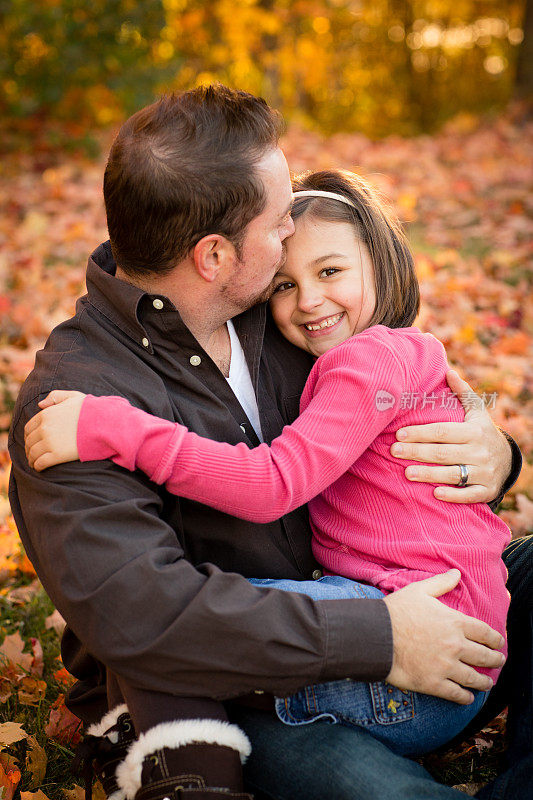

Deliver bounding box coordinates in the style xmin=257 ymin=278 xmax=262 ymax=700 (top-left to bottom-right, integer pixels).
xmin=193 ymin=234 xmax=236 ymax=283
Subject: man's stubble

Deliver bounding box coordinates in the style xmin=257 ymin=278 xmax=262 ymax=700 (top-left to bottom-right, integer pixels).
xmin=222 ymin=242 xmax=287 ymax=312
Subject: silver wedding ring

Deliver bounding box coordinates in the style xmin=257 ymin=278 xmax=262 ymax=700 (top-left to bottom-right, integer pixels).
xmin=457 ymin=464 xmax=469 ymax=488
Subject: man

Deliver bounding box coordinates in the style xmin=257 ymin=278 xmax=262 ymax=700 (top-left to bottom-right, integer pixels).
xmin=9 ymin=86 xmax=529 ymax=799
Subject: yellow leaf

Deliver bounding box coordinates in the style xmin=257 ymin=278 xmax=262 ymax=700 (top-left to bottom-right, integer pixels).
xmin=513 ymin=461 xmax=533 ymax=498
xmin=21 ymin=212 xmax=48 ymax=239
xmin=455 ymin=324 xmax=477 ymax=344
xmin=25 ymin=737 xmax=47 ymax=790
xmin=397 ymin=193 xmax=418 ymax=221
xmin=0 ymin=722 xmax=27 ymax=746
xmin=62 ymin=782 xmax=105 ymax=800
xmin=0 ymin=633 xmax=33 ymax=673
xmin=44 ymin=610 xmax=66 ymax=636
xmin=415 ymin=254 xmax=434 ymax=280
xmin=62 ymin=786 xmax=85 ymax=800
xmin=17 ymin=676 xmax=47 ymax=706
xmin=92 ymin=781 xmax=106 ymax=800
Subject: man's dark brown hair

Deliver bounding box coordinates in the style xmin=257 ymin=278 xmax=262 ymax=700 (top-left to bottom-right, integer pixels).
xmin=292 ymin=170 xmax=420 ymax=329
xmin=104 ymin=84 xmax=284 ymax=277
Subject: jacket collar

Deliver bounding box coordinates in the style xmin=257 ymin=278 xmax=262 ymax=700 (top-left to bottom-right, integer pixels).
xmin=84 ymin=241 xmax=267 ymax=385
xmin=85 ymin=241 xmax=150 ymax=345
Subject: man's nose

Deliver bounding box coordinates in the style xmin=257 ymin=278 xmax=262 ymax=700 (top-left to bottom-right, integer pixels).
xmin=281 ymin=216 xmax=295 ymax=241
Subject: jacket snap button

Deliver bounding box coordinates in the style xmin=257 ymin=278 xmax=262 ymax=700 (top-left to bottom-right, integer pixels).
xmin=189 ymin=355 xmax=201 ymax=366
xmin=142 ymin=338 xmax=149 ymax=348
xmin=312 ymin=569 xmax=322 ymax=580
xmin=240 ymin=424 xmax=246 ymax=433
xmin=152 ymin=298 xmax=164 ymax=310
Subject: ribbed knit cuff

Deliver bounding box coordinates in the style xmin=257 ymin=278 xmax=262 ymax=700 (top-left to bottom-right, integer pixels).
xmin=77 ymin=394 xmax=126 ymax=463
xmin=319 ymin=598 xmax=393 ymax=683
xmin=77 ymin=395 xmax=186 ymax=481
xmin=489 ymin=430 xmax=522 ymax=511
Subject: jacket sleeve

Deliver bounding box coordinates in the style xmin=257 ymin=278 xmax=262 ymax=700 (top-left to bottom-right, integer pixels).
xmin=488 ymin=430 xmax=522 ymax=511
xmin=77 ymin=337 xmax=404 ymax=524
xmin=9 ymin=392 xmax=393 ymax=701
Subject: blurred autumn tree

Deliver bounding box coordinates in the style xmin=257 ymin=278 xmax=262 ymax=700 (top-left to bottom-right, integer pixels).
xmin=0 ymin=0 xmax=528 ymax=144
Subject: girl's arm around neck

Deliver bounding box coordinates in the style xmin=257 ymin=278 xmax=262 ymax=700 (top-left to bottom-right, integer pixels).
xmin=79 ymin=336 xmax=406 ymax=522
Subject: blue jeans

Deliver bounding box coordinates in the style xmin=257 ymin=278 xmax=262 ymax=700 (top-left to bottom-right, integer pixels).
xmin=229 ymin=705 xmax=471 ymax=799
xmin=249 ymin=575 xmax=486 ymax=757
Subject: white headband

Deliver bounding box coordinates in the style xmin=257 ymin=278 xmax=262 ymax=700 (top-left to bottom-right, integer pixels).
xmin=292 ymin=189 xmax=356 ymax=209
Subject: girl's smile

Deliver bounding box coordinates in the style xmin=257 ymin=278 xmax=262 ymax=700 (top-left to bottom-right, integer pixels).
xmin=269 ymin=216 xmax=377 ymax=357
xmin=299 ymin=311 xmax=345 ymax=336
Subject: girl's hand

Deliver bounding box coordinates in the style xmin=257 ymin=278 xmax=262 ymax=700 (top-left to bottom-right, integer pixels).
xmin=24 ymin=390 xmax=86 ymax=471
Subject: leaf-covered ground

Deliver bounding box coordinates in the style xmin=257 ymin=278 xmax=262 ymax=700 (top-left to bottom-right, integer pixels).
xmin=0 ymin=108 xmax=531 ymax=798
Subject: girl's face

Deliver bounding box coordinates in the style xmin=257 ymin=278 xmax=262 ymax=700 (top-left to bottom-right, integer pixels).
xmin=269 ymin=215 xmax=376 ymax=357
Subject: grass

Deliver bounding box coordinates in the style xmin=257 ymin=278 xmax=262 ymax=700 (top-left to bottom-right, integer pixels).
xmin=0 ymin=575 xmax=507 ymax=799
xmin=0 ymin=582 xmax=76 ymax=800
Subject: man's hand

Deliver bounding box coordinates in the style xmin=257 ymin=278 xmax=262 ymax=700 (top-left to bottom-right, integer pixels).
xmin=391 ymin=369 xmax=512 ymax=503
xmin=384 ymin=570 xmax=505 ymax=704
xmin=24 ymin=390 xmax=86 ymax=471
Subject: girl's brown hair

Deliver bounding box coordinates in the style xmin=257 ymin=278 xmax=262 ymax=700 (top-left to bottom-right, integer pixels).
xmin=291 ymin=170 xmax=420 ymax=329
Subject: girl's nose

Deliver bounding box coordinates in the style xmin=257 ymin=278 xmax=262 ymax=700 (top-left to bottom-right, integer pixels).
xmin=297 ymin=287 xmax=324 ymax=313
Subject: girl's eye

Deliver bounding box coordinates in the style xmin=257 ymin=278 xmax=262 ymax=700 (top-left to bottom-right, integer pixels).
xmin=319 ymin=268 xmax=340 ymax=278
xmin=272 ymin=281 xmax=295 ymax=294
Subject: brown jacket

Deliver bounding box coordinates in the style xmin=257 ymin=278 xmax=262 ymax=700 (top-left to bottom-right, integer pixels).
xmin=9 ymin=242 xmax=399 ymax=716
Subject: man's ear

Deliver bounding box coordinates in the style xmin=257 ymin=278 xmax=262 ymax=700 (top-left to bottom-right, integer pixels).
xmin=193 ymin=234 xmax=235 ymax=283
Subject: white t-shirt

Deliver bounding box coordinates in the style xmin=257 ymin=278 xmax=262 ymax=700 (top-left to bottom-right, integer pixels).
xmin=226 ymin=320 xmax=263 ymax=442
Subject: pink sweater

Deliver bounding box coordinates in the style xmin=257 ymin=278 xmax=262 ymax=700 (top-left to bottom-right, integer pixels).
xmin=78 ymin=325 xmax=511 ymax=679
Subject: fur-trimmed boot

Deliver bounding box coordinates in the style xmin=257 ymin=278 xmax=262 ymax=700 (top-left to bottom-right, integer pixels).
xmin=72 ymin=704 xmax=136 ymax=800
xmin=116 ymin=719 xmax=253 ymax=800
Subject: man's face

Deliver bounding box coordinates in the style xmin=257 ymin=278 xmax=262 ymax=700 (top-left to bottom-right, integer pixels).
xmin=223 ymin=148 xmax=295 ymax=311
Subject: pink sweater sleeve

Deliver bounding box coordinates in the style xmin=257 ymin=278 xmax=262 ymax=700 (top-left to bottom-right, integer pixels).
xmin=78 ymin=395 xmax=189 ymax=475
xmin=78 ymin=335 xmax=405 ymax=522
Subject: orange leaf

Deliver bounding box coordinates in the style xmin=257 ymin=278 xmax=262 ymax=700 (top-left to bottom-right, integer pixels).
xmin=53 ymin=668 xmax=75 ymax=688
xmin=0 ymin=755 xmax=21 ymax=800
xmin=0 ymin=678 xmax=13 ymax=703
xmin=20 ymin=791 xmax=51 ymax=800
xmin=414 ymin=254 xmax=434 ymax=280
xmin=491 ymin=331 xmax=530 ymax=356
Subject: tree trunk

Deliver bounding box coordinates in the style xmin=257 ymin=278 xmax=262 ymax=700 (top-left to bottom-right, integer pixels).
xmin=516 ymin=0 xmax=533 ymax=99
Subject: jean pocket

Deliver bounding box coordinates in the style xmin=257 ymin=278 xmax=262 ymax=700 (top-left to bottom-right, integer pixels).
xmin=369 ymin=682 xmax=415 ymax=725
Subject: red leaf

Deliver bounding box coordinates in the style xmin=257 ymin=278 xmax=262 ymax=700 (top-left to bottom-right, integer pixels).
xmin=44 ymin=695 xmax=82 ymax=745
xmin=30 ymin=638 xmax=44 ymax=677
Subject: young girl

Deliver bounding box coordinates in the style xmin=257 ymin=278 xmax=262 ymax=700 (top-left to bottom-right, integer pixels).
xmin=24 ymin=170 xmax=511 ymax=757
